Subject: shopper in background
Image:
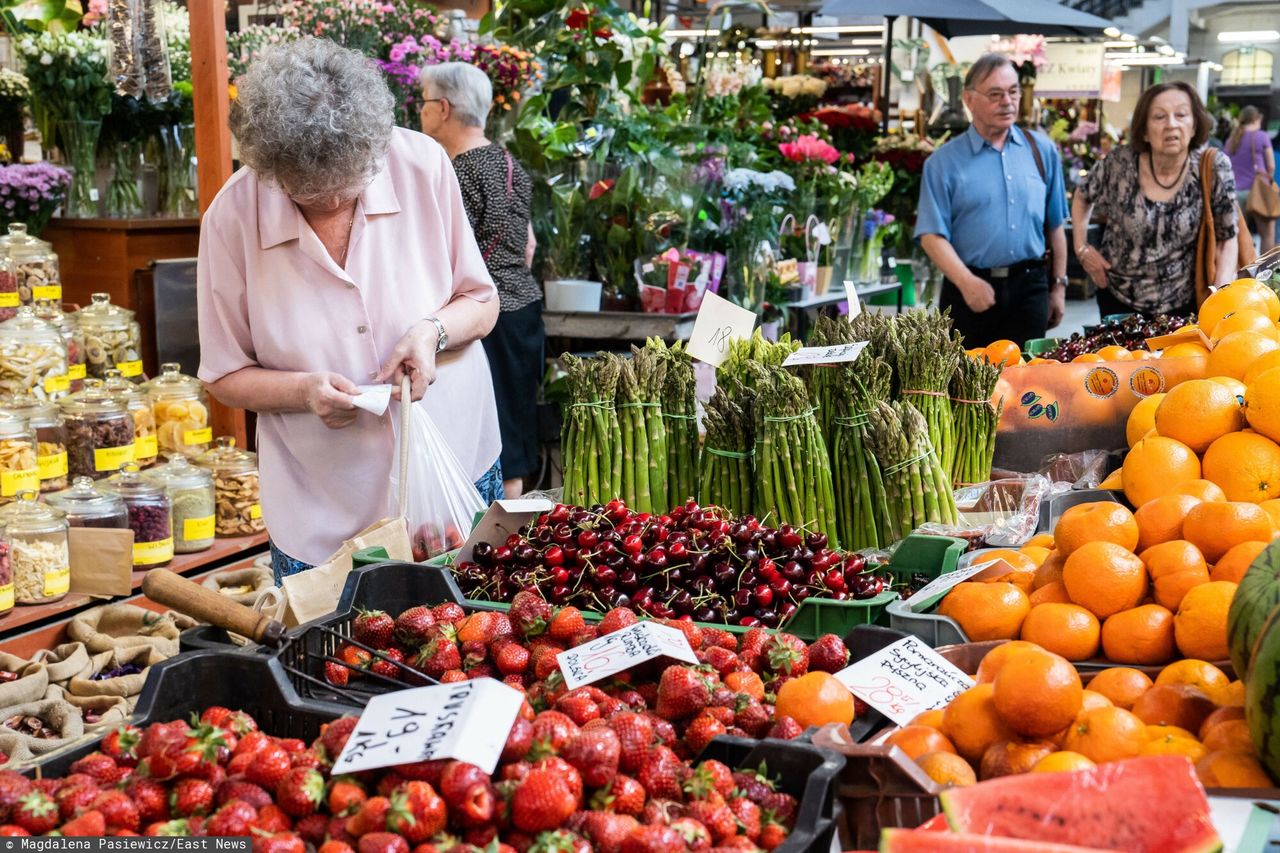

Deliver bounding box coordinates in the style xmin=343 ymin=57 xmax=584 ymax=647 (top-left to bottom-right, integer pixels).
xmin=1229 ymin=106 xmax=1277 ymax=254
xmin=420 ymin=63 xmax=543 ymax=499
xmin=1072 ymin=82 xmax=1239 ymax=318
xmin=196 ymin=38 xmax=503 ymax=584
xmin=915 ymin=54 xmax=1069 ymax=348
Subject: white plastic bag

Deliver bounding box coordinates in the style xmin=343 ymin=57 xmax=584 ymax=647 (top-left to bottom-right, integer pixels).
xmin=391 ymin=401 xmax=486 ymax=561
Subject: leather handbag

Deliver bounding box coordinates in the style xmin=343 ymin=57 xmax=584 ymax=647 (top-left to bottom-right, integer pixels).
xmin=1196 ymin=149 xmax=1256 ymax=306
xmin=1247 ymin=132 xmax=1280 ymax=219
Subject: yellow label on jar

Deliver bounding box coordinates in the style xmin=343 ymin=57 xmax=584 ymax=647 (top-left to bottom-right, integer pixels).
xmin=134 ymin=537 xmax=174 ymax=566
xmin=183 ymin=427 xmax=213 ymax=446
xmin=38 ymin=450 xmax=68 ymax=480
xmin=42 ymin=374 xmax=69 ymax=395
xmin=1 ymin=468 xmax=40 ymax=497
xmin=68 ymin=363 xmax=86 ymax=381
xmin=183 ymin=515 xmax=215 ymax=541
xmin=117 ymin=360 xmax=143 ymax=378
xmin=32 ymin=285 xmax=61 ymax=301
xmin=94 ymin=444 xmax=135 ymax=472
xmin=0 ymin=293 xmax=17 ymax=308
xmin=250 ymin=504 xmax=262 ymax=520
xmin=135 ymin=435 xmax=158 ymax=460
xmin=0 ymin=583 xmax=12 ymax=611
xmin=44 ymin=566 xmax=70 ymax=597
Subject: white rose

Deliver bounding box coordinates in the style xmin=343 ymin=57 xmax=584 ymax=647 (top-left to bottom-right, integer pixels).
xmin=39 ymin=52 xmax=52 ymax=65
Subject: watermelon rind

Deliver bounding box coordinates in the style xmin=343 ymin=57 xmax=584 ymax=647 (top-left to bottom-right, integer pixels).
xmin=879 ymin=828 xmax=1110 ymax=852
xmin=1246 ymin=601 xmax=1280 ymax=782
xmin=939 ymin=755 xmax=1222 ymax=853
xmin=1228 ymin=539 xmax=1280 ymax=678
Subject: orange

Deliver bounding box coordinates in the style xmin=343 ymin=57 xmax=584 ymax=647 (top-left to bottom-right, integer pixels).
xmin=1174 ymin=480 xmax=1229 ymax=502
xmin=1162 ymin=342 xmax=1210 ymax=358
xmin=1140 ymin=540 xmax=1210 ymax=611
xmin=1130 ymin=683 xmax=1216 ymax=731
xmin=911 ymin=709 xmax=946 ymax=730
xmin=1099 ymin=469 xmax=1124 ymax=489
xmin=1261 ymin=499 xmax=1280 ymax=531
xmin=773 ymin=671 xmax=856 ymax=728
xmin=1243 ymin=350 xmax=1280 ymax=387
xmin=1245 ymin=365 xmax=1280 ymax=444
xmin=1140 ymin=735 xmax=1209 ymax=763
xmin=1156 ymin=660 xmax=1233 ymax=705
xmin=1200 ymin=706 xmax=1246 ymax=740
xmin=979 ymin=549 xmax=1038 ymax=573
xmin=914 ymin=751 xmax=977 ymax=787
xmin=974 ymin=640 xmax=1043 ymax=684
xmin=1054 ymin=501 xmax=1139 ymax=556
xmin=1200 ymin=281 xmax=1278 ymax=334
xmin=1096 ymin=345 xmax=1132 ymax=361
xmin=1221 ymin=680 xmax=1246 ymax=706
xmin=1211 ymin=541 xmax=1269 ymax=583
xmin=1196 ymin=751 xmax=1275 ymax=787
xmin=724 ymin=671 xmax=765 ymax=700
xmin=1126 ymin=393 xmax=1165 ymax=447
xmin=1087 ymin=667 xmax=1153 ymax=710
xmin=1031 ymin=751 xmax=1096 ymax=773
xmin=942 ymin=684 xmax=1017 ymax=763
xmin=1145 ymin=724 xmax=1198 ymax=741
xmin=979 ymin=739 xmax=1056 ymax=779
xmin=1062 ymin=542 xmax=1148 ymax=619
xmin=1207 ymin=331 xmax=1280 ymax=381
xmin=1073 ymin=352 xmax=1105 ymax=363
xmin=1019 ymin=546 xmax=1051 ymax=567
xmin=1122 ymin=436 xmax=1202 ymax=507
xmin=885 ymin=725 xmax=956 ymax=759
xmin=1081 ymin=690 xmax=1113 ymax=711
xmin=1210 ymin=307 xmax=1277 ymax=342
xmin=1020 ymin=603 xmax=1101 ymax=661
xmin=1100 ymin=605 xmax=1176 ymax=664
xmin=1134 ymin=494 xmax=1202 ymax=552
xmin=1063 ymin=706 xmax=1147 ymax=764
xmin=1026 ymin=533 xmax=1055 ymax=549
xmin=1029 ymin=581 xmax=1071 ymax=606
xmin=1130 ymin=349 xmax=1155 ymax=361
xmin=938 ymin=582 xmax=1030 ymax=642
xmin=986 ymin=570 xmax=1036 ymax=595
xmin=984 ymin=339 xmax=1023 ymax=368
xmin=1239 ymin=278 xmax=1280 ymax=322
xmin=1202 ymin=432 xmax=1280 ymax=503
xmin=992 ymin=647 xmax=1083 ymax=738
xmin=1033 ymin=550 xmax=1067 ymax=590
xmin=1201 ymin=719 xmax=1253 ymax=754
xmin=966 ymin=347 xmax=987 ymax=359
xmin=1173 ymin=581 xmax=1238 ymax=661
xmin=1184 ymin=501 xmax=1274 ymax=562
xmin=1155 ymin=380 xmax=1245 ymax=454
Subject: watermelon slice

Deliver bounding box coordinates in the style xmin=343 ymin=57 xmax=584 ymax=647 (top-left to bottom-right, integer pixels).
xmin=880 ymin=829 xmax=1111 ymax=852
xmin=1228 ymin=538 xmax=1280 ymax=678
xmin=939 ymin=756 xmax=1222 ymax=853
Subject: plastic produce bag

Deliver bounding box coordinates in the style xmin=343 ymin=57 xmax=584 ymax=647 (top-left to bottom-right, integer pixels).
xmin=1039 ymin=450 xmax=1112 ymax=489
xmin=918 ymin=476 xmax=1054 ymax=548
xmin=391 ymin=401 xmax=485 ymax=562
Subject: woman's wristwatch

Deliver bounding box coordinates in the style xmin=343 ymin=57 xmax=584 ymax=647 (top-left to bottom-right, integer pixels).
xmin=425 ymin=316 xmax=448 ymax=353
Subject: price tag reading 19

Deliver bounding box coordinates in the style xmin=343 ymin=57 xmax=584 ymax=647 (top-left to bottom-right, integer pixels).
xmin=557 ymin=621 xmax=698 ymax=690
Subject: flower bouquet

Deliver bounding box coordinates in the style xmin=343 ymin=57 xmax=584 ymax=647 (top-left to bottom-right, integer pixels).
xmin=763 ymin=74 xmax=827 ymax=119
xmin=856 ymin=209 xmax=896 ymax=283
xmin=808 ymin=103 xmax=881 ymax=159
xmin=870 ymin=132 xmax=933 ymax=254
xmin=720 ymin=167 xmax=795 ymax=314
xmin=0 ymin=164 xmax=71 ymax=235
xmin=227 ymin=24 xmax=302 ymax=83
xmin=0 ymin=70 xmax=30 ymax=160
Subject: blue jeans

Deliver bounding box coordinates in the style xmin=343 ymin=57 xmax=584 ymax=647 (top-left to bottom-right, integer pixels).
xmin=270 ymin=459 xmax=505 ymax=584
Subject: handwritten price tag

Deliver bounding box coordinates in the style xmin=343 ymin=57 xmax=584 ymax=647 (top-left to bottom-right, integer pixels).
xmin=782 ymin=342 xmax=869 ymax=368
xmin=834 ymin=636 xmax=974 ymax=726
xmin=843 ymin=281 xmax=862 ymax=319
xmin=331 ymin=678 xmax=523 ymax=775
xmin=903 ymin=559 xmax=1013 ymax=612
xmin=686 ymin=290 xmax=756 ymax=367
xmin=557 ymin=621 xmax=698 ymax=690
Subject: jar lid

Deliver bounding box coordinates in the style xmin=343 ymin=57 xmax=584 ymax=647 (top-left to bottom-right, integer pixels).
xmin=0 ymin=306 xmax=63 ymax=345
xmin=34 ymin=300 xmax=70 ymax=327
xmin=0 ymin=411 xmax=31 ymax=440
xmin=147 ymin=454 xmax=212 ymax=490
xmin=105 ymin=462 xmax=165 ymax=498
xmin=195 ymin=436 xmax=257 ymax=475
xmin=59 ymin=379 xmax=126 ymax=416
xmin=75 ymin=293 xmax=135 ymax=329
xmin=103 ymin=369 xmax=147 ymax=405
xmin=5 ymin=223 xmax=52 ymax=255
xmin=0 ymin=394 xmax=59 ymax=427
xmin=45 ymin=476 xmax=126 ymax=520
xmin=146 ymin=363 xmax=203 ymax=399
xmin=0 ymin=490 xmax=63 ymax=530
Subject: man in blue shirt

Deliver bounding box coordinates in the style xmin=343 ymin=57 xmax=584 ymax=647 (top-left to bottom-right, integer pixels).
xmin=915 ymin=54 xmax=1069 ymax=348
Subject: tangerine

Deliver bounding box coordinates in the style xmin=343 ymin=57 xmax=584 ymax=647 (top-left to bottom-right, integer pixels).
xmin=774 ymin=671 xmax=856 ymax=728
xmin=1139 ymin=735 xmax=1209 ymax=763
xmin=1240 ymin=278 xmax=1280 ymax=321
xmin=1155 ymin=379 xmax=1245 ymax=454
xmin=1174 ymin=480 xmax=1229 ymax=502
xmin=1202 ymin=432 xmax=1280 ymax=503
xmin=1196 ymin=751 xmax=1275 ymax=787
xmin=1122 ymin=436 xmax=1202 ymax=507
xmin=1099 ymin=605 xmax=1177 ymax=665
xmin=885 ymin=725 xmax=956 ymax=760
xmin=1130 ymin=683 xmax=1217 ymax=731
xmin=1029 ymin=581 xmax=1071 ymax=606
xmin=1096 ymin=345 xmax=1133 ymax=361
xmin=1020 ymin=603 xmax=1101 ymax=661
xmin=1019 ymin=546 xmax=1051 ymax=567
xmin=938 ymin=582 xmax=1030 ymax=642
xmin=974 ymin=640 xmax=1043 ymax=684
xmin=1245 ymin=365 xmax=1280 ymax=445
xmin=979 ymin=739 xmax=1056 ymax=780
xmin=1080 ymin=690 xmax=1114 ymax=711
xmin=1243 ymin=351 xmax=1280 ymax=388
xmin=1140 ymin=540 xmax=1210 ymax=611
xmin=979 ymin=549 xmax=1038 ymax=573
xmin=1031 ymin=751 xmax=1096 ymax=773
xmin=1033 ymin=550 xmax=1067 ymax=590
xmin=1134 ymin=495 xmax=1202 ymax=552
xmin=1207 ymin=331 xmax=1280 ymax=381
xmin=1025 ymin=533 xmax=1056 ymax=549
xmin=1201 ymin=719 xmax=1253 ymax=754
xmin=992 ymin=647 xmax=1083 ymax=738
xmin=1126 ymin=393 xmax=1165 ymax=447
xmin=1200 ymin=707 xmax=1246 ymax=740
xmin=1200 ymin=283 xmax=1277 ymax=335
xmin=1162 ymin=342 xmax=1211 ymax=358
xmin=1086 ymin=667 xmax=1154 ymax=709
xmin=1156 ymin=660 xmax=1233 ymax=705
xmin=1073 ymin=352 xmax=1105 ymax=363
xmin=1173 ymin=581 xmax=1238 ymax=661
xmin=1062 ymin=542 xmax=1148 ymax=619
xmin=914 ymin=751 xmax=977 ymax=787
xmin=1221 ymin=680 xmax=1246 ymax=707
xmin=1210 ymin=541 xmax=1269 ymax=583
xmin=1145 ymin=724 xmax=1199 ymax=741
xmin=942 ymin=684 xmax=1017 ymax=763
xmin=1210 ymin=307 xmax=1277 ymax=342
xmin=911 ymin=709 xmax=947 ymax=729
xmin=1183 ymin=501 xmax=1274 ymax=562
xmin=984 ymin=340 xmax=1023 ymax=368
xmin=1062 ymin=706 xmax=1147 ymax=764
xmin=1055 ymin=501 xmax=1140 ymax=556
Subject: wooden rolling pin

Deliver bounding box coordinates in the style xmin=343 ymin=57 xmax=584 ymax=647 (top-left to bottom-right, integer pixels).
xmin=142 ymin=569 xmax=287 ymax=647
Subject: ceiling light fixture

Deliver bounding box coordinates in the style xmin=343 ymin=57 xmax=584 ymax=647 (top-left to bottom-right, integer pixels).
xmin=1218 ymin=30 xmax=1280 ymax=42
xmin=793 ymin=25 xmax=882 ymax=34
xmin=810 ymin=47 xmax=872 ymax=56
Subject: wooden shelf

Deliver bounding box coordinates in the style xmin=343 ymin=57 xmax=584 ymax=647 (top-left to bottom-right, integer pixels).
xmin=543 ymin=310 xmax=699 ymax=342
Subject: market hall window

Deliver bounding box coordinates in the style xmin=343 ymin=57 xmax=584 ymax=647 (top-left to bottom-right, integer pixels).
xmin=1221 ymin=47 xmax=1275 ymax=86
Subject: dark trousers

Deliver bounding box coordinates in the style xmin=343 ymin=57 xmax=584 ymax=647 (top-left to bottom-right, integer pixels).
xmin=1095 ymin=286 xmax=1196 ymax=321
xmin=940 ymin=264 xmax=1049 ymax=349
xmin=482 ymin=301 xmax=545 ymax=481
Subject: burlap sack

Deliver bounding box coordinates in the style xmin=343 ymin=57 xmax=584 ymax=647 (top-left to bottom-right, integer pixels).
xmin=202 ymin=565 xmax=275 ymax=608
xmin=0 ymin=732 xmax=33 ymax=768
xmin=32 ymin=643 xmax=92 ymax=686
xmin=67 ymin=604 xmax=190 ymax=658
xmin=67 ymin=646 xmax=159 ymax=703
xmin=59 ymin=693 xmax=129 ymax=730
xmin=0 ymin=654 xmax=47 ymax=708
xmin=0 ymin=697 xmax=85 ymax=755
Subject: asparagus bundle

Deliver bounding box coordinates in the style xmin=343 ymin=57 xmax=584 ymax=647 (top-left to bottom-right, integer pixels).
xmin=950 ymin=354 xmax=1004 ymax=487
xmin=831 ymin=357 xmax=894 ymax=550
xmin=719 ymin=329 xmax=800 ymax=390
xmin=865 ymin=401 xmax=959 ymax=543
xmin=699 ymin=379 xmax=755 ymax=516
xmin=617 ymin=349 xmax=669 ymax=514
xmin=561 ymin=354 xmax=623 ymax=507
xmin=806 ymin=314 xmax=854 ymax=450
xmin=891 ymin=311 xmax=962 ymax=475
xmin=754 ymin=366 xmax=839 ymax=546
xmin=652 ymin=339 xmax=699 ymax=509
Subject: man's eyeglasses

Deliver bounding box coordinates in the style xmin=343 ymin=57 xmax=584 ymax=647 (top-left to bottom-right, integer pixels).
xmin=421 ymin=98 xmax=447 ymax=106
xmin=975 ymin=87 xmax=1021 ymax=105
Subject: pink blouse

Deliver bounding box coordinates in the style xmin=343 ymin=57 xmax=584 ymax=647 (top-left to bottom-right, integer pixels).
xmin=197 ymin=128 xmax=502 ymax=565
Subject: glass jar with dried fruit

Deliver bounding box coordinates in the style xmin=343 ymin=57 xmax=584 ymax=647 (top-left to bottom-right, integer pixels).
xmin=146 ymin=363 xmax=210 ymax=458
xmin=105 ymin=462 xmax=173 ymax=568
xmin=0 ymin=307 xmax=69 ymax=402
xmin=6 ymin=224 xmax=60 ymax=310
xmin=36 ymin=300 xmax=85 ymax=393
xmin=103 ymin=369 xmax=156 ymax=468
xmin=0 ymin=412 xmax=39 ymax=507
xmin=74 ymin=293 xmax=143 ymax=382
xmin=146 ymin=455 xmax=214 ymax=553
xmin=0 ymin=395 xmax=67 ymax=493
xmin=195 ymin=437 xmax=263 ymax=537
xmin=1 ymin=491 xmax=69 ymax=605
xmin=58 ymin=380 xmax=136 ymax=481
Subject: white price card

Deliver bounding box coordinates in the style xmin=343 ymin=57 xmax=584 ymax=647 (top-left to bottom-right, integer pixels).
xmin=331 ymin=678 xmax=523 ymax=775
xmin=843 ymin=281 xmax=862 ymax=318
xmin=903 ymin=559 xmax=1015 ymax=612
xmin=457 ymin=498 xmax=555 ymax=563
xmin=557 ymin=621 xmax=698 ymax=690
xmin=686 ymin=290 xmax=757 ymax=367
xmin=834 ymin=636 xmax=975 ymax=726
xmin=782 ymin=342 xmax=869 ymax=368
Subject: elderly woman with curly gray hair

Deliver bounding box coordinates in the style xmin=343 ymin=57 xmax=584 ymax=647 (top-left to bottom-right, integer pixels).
xmin=196 ymin=37 xmax=503 ymax=584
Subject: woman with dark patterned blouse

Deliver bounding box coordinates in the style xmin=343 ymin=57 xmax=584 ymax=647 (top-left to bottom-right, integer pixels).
xmin=1071 ymin=82 xmax=1239 ymax=318
xmin=421 ymin=62 xmax=544 ymax=498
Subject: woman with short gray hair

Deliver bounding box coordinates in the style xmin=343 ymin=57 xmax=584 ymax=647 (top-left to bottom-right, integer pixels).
xmin=198 ymin=39 xmax=504 ymax=583
xmin=421 ymin=62 xmax=544 ymax=498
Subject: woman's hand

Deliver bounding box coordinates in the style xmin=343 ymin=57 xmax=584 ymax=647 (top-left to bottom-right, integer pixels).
xmin=377 ymin=320 xmax=440 ymax=402
xmin=1078 ymin=246 xmax=1112 ymax=289
xmin=304 ymin=372 xmax=360 ymax=429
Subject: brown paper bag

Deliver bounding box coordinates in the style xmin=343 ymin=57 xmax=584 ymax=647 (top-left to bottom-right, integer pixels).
xmin=282 ymin=516 xmax=411 ymax=627
xmin=68 ymin=528 xmax=135 ymax=597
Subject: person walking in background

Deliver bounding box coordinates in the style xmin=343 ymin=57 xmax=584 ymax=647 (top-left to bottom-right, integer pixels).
xmin=420 ymin=62 xmax=544 ymax=499
xmin=1229 ymin=106 xmax=1277 ymax=254
xmin=915 ymin=54 xmax=1069 ymax=349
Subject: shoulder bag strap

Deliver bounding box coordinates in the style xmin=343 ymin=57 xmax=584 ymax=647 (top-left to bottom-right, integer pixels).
xmin=1196 ymin=151 xmax=1218 ymax=304
xmin=480 ymin=152 xmax=516 ymax=262
xmin=1020 ymin=127 xmax=1052 ymax=263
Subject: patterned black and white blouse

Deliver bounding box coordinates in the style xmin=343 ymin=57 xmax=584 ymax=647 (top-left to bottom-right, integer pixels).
xmin=453 ymin=144 xmax=542 ymax=312
xmin=1079 ymin=144 xmax=1237 ymax=314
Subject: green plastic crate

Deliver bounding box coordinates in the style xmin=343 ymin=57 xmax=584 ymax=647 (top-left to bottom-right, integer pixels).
xmin=1023 ymin=337 xmax=1062 ymax=356
xmin=884 ymin=534 xmax=967 ymax=582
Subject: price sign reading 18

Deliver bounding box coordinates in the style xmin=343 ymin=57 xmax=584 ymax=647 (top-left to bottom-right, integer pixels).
xmin=833 ymin=636 xmax=975 ymax=726
xmin=686 ymin=291 xmax=756 ymax=367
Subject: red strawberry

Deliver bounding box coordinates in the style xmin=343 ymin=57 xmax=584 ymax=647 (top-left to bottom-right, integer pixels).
xmin=206 ymin=800 xmax=259 ymax=836
xmin=620 ymin=824 xmax=684 ymax=853
xmin=317 ymin=717 xmax=359 ymax=764
xmin=598 ymin=608 xmax=638 ymax=635
xmin=670 ymin=817 xmax=712 ymax=851
xmin=57 ymin=783 xmax=101 ymax=822
xmin=275 ymin=768 xmax=325 ymax=818
xmin=511 ymin=768 xmax=578 ymax=833
xmin=659 ymin=618 xmax=703 ymax=652
xmin=339 ymin=644 xmax=374 ymax=675
xmin=684 ymin=801 xmax=736 ymax=843
xmin=571 ymin=627 xmax=600 ymax=646
xmin=386 ymin=781 xmax=446 ymax=843
xmin=438 ymin=762 xmax=494 ymax=827
xmin=353 ymin=610 xmax=396 ymax=649
xmin=730 ymin=769 xmax=775 ymax=803
xmin=737 ymin=628 xmax=770 ymax=671
xmin=431 ymin=602 xmax=466 ymax=626
xmin=728 ymin=797 xmax=761 ymax=841
xmin=70 ymin=752 xmax=119 ymax=785
xmin=255 ymin=832 xmax=306 ymax=853
xmin=346 ymin=796 xmax=390 ymax=838
xmin=13 ymin=792 xmax=57 ymax=835
xmin=562 ymin=726 xmax=620 ymax=788
xmin=216 ymin=781 xmax=273 ymax=810
xmin=294 ymin=813 xmax=329 ymax=845
xmin=502 ymin=717 xmax=534 ymax=763
xmin=767 ymin=716 xmax=804 ymax=740
xmin=143 ymin=818 xmax=191 ymax=836
xmin=549 ymin=607 xmax=586 ymax=643
xmin=328 ymin=777 xmax=368 ymax=816
xmin=254 ymin=803 xmax=294 ymax=834
xmin=580 ymin=812 xmax=639 ymax=853
xmin=694 ymin=761 xmax=735 ymax=799
xmin=393 ymin=760 xmax=447 ymax=785
xmin=509 ymin=591 xmax=553 ymax=639
xmin=200 ymin=707 xmax=257 ymax=734
xmin=699 ymin=646 xmax=740 ymax=677
xmin=556 ymin=691 xmax=601 ymax=726
xmin=170 ymin=778 xmax=214 ymax=818
xmin=0 ymin=772 xmax=33 ymax=822
xmin=733 ymin=699 xmax=770 ymax=739
xmin=530 ymin=710 xmax=579 ymax=751
xmin=759 ymin=790 xmax=798 ymax=826
xmin=102 ymin=725 xmax=142 ymax=767
xmin=532 ymin=646 xmax=563 ymax=681
xmin=496 ymin=643 xmax=531 ymax=676
xmin=608 ymin=713 xmax=654 ymax=774
xmin=806 ymin=634 xmax=848 ymax=673
xmin=590 ymin=775 xmax=645 ymax=816
xmin=61 ymin=809 xmax=107 ymax=836
xmin=413 ymin=639 xmax=462 ymax=680
xmin=655 ymin=666 xmax=712 ymax=720
xmin=319 ymin=843 xmax=356 ymax=853
xmin=685 ymin=715 xmax=727 ymax=756
xmin=247 ymin=743 xmax=293 ymax=791
xmin=358 ymin=832 xmax=409 ymax=853
xmin=325 ymin=661 xmax=351 ymax=687
xmin=123 ymin=778 xmax=168 ymax=825
xmin=370 ymin=648 xmax=406 ymax=680
xmin=760 ymin=820 xmax=787 ymax=850
xmin=636 ymin=746 xmax=685 ymax=802
xmin=0 ymin=827 xmax=29 ymax=837
xmin=90 ymin=790 xmax=140 ymax=833
xmin=701 ymin=628 xmax=738 ymax=652
xmin=764 ymin=634 xmax=808 ymax=677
